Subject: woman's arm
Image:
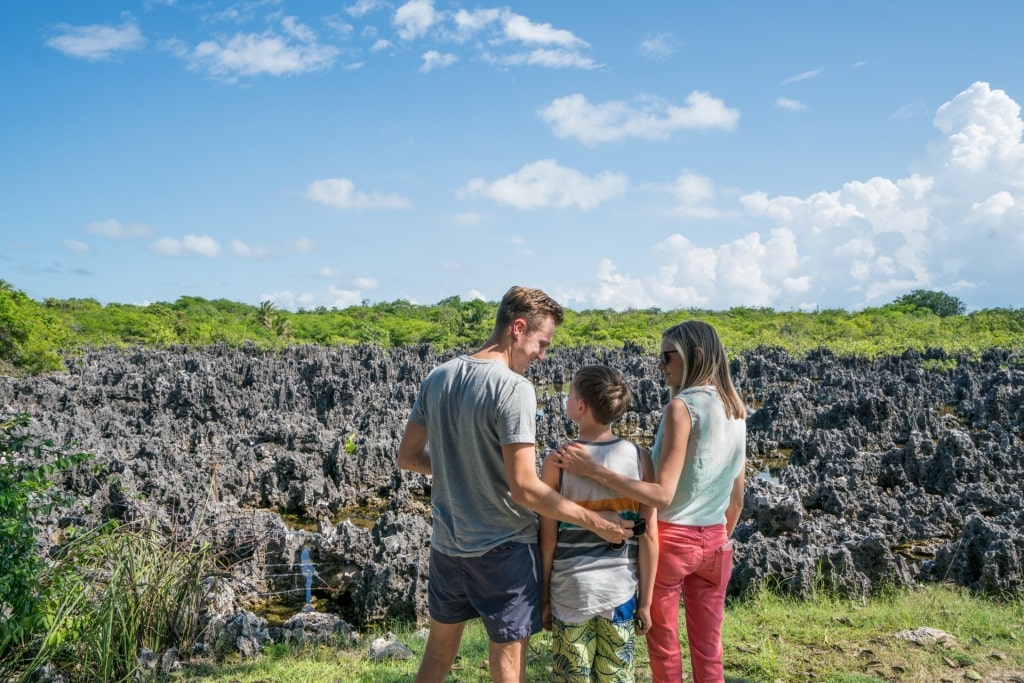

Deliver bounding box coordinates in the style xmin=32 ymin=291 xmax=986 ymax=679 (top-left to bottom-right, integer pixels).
xmin=538 ymin=453 xmax=561 ymax=631
xmin=556 ymin=399 xmax=692 ymax=510
xmin=725 ymin=462 xmax=745 ymax=538
xmin=634 ymin=448 xmax=658 ymax=636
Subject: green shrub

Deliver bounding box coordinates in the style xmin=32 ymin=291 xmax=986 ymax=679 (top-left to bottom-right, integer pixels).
xmin=0 ymin=413 xmax=91 ymax=654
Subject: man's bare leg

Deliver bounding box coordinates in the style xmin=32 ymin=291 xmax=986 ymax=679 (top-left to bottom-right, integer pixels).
xmin=488 ymin=636 xmax=529 ymax=683
xmin=415 ymin=618 xmax=467 ymax=683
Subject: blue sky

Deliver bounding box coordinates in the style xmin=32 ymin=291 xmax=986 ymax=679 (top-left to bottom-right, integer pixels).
xmin=3 ymin=1 xmax=1024 ymax=312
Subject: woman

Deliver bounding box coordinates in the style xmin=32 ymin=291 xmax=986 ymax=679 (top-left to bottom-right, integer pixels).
xmin=554 ymin=320 xmax=746 ymax=683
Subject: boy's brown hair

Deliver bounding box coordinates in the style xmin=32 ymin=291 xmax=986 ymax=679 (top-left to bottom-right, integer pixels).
xmin=572 ymin=364 xmax=632 ymax=426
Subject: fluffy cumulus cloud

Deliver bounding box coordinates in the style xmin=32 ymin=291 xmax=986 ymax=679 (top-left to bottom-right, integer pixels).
xmin=46 ymin=15 xmax=145 ymax=61
xmin=458 ymin=159 xmax=628 ymax=210
xmin=394 ymin=0 xmax=437 ymax=40
xmin=581 ymin=81 xmax=1024 ymax=311
xmin=539 ymin=92 xmax=739 ymax=145
xmin=304 ymin=178 xmax=412 ymax=210
xmin=179 ymin=17 xmax=337 ymax=80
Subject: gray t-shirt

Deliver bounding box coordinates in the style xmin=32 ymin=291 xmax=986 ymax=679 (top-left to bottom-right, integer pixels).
xmin=408 ymin=355 xmax=539 ymax=557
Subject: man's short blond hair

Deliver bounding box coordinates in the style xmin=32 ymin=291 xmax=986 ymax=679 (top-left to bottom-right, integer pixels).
xmin=495 ymin=286 xmax=564 ymax=332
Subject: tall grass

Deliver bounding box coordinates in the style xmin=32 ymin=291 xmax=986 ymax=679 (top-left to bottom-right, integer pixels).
xmin=6 ymin=519 xmax=225 ymax=683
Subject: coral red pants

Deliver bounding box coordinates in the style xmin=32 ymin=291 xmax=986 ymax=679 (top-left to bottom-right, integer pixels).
xmin=646 ymin=523 xmax=732 ymax=683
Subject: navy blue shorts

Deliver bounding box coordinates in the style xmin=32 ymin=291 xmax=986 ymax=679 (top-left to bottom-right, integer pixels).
xmin=428 ymin=541 xmax=543 ymax=643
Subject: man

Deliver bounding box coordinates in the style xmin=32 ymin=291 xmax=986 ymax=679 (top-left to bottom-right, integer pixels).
xmin=398 ymin=286 xmax=632 ymax=683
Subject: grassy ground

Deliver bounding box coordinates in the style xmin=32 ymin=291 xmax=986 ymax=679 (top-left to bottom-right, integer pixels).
xmin=181 ymin=585 xmax=1023 ymax=682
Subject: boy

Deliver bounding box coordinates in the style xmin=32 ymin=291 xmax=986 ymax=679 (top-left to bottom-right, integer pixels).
xmin=540 ymin=365 xmax=658 ymax=682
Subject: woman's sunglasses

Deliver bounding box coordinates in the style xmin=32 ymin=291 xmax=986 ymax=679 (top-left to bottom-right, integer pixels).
xmin=660 ymin=349 xmax=679 ymax=364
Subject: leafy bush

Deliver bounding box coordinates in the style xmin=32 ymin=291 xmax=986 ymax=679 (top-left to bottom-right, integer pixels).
xmin=891 ymin=289 xmax=966 ymax=317
xmin=0 ymin=413 xmax=91 ymax=655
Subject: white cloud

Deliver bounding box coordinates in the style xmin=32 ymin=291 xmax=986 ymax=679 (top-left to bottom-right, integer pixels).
xmin=394 ymin=0 xmax=437 ymax=40
xmin=353 ymin=277 xmax=379 ymax=289
xmin=458 ymin=159 xmax=628 ymax=210
xmin=295 ymin=238 xmax=314 ymax=252
xmin=83 ymin=219 xmax=154 ymax=239
xmin=421 ymin=50 xmax=457 ymax=73
xmin=151 ymin=234 xmax=220 ymax=257
xmin=932 ymin=81 xmax=1024 ymax=180
xmin=453 ymin=8 xmax=503 ymax=40
xmin=231 ymin=240 xmax=279 ymax=258
xmin=580 ymin=82 xmax=1024 ymax=311
xmin=638 ymin=33 xmax=679 ymax=61
xmin=346 ymin=0 xmax=385 ymax=18
xmin=63 ymin=240 xmax=90 ymax=253
xmin=328 ymin=285 xmax=364 ymax=308
xmin=320 ymin=267 xmax=341 ymax=278
xmin=970 ymin=190 xmax=1015 ymax=219
xmin=502 ymin=14 xmax=587 ymax=47
xmin=662 ymin=171 xmax=727 ymax=218
xmin=464 ymin=289 xmax=487 ymax=301
xmin=485 ymin=48 xmax=597 ymax=70
xmin=370 ymin=39 xmax=391 ymax=52
xmin=304 ymin=177 xmax=412 ymax=210
xmin=539 ymin=92 xmax=739 ymax=145
xmin=324 ymin=15 xmax=354 ymax=40
xmin=183 ymin=19 xmax=338 ymax=81
xmin=47 ymin=15 xmax=145 ymax=61
xmin=263 ymin=290 xmax=315 ymax=311
xmin=782 ymin=68 xmax=823 ymax=85
xmin=776 ymin=97 xmax=807 ymax=112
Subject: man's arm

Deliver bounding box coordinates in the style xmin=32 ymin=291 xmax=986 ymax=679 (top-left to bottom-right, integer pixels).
xmin=503 ymin=443 xmax=631 ymax=544
xmin=396 ymin=421 xmax=431 ymax=475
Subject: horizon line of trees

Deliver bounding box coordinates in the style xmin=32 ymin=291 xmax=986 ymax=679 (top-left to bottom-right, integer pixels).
xmin=2 ymin=280 xmax=1021 ymax=375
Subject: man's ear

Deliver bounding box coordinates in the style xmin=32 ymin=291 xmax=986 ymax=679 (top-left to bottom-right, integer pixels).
xmin=511 ymin=318 xmax=528 ymax=339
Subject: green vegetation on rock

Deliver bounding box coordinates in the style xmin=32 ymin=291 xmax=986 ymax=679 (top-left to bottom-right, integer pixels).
xmin=2 ymin=281 xmax=1022 ymax=375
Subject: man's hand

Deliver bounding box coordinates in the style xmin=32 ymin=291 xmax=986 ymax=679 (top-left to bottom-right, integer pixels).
xmin=589 ymin=509 xmax=633 ymax=544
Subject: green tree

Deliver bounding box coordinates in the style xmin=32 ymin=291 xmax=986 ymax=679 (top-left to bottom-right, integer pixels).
xmin=892 ymin=289 xmax=966 ymax=317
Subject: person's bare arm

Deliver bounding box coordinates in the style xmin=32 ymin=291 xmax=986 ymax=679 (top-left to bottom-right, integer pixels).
xmin=504 ymin=443 xmax=632 ymax=544
xmin=725 ymin=463 xmax=745 ymax=538
xmin=556 ymin=399 xmax=692 ymax=510
xmin=396 ymin=421 xmax=431 ymax=475
xmin=538 ymin=453 xmax=560 ymax=632
xmin=634 ymin=447 xmax=658 ymax=636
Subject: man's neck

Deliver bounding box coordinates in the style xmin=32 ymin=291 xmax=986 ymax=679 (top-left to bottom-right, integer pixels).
xmin=471 ymin=336 xmax=513 ymax=368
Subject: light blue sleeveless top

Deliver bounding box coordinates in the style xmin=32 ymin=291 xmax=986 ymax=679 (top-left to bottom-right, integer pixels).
xmin=651 ymin=385 xmax=746 ymax=526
